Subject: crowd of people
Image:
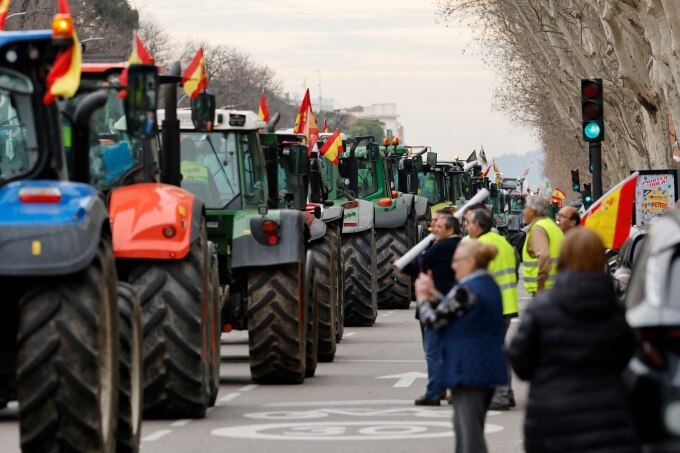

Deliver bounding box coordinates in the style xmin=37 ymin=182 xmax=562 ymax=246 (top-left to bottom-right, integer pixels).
xmin=400 ymin=195 xmax=639 ymax=453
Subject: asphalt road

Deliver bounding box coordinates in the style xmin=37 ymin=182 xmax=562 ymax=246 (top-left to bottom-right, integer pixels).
xmin=0 ymin=288 xmax=532 ymax=453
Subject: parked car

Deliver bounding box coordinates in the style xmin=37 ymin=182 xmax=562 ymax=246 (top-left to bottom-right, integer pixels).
xmin=624 ymin=211 xmax=680 ymax=451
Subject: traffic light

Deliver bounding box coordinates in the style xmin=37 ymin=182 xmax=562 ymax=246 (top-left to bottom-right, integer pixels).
xmin=581 ymin=78 xmax=604 ymax=141
xmin=571 ymin=169 xmax=580 ymax=192
xmin=583 ymin=183 xmax=593 ymax=208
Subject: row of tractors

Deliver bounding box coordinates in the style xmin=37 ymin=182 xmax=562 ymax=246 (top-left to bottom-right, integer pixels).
xmin=0 ymin=12 xmax=528 ymax=452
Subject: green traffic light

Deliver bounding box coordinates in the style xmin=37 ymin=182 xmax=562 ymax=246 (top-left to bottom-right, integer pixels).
xmin=585 ymin=195 xmax=592 ymax=203
xmin=584 ymin=122 xmax=601 ymax=139
xmin=572 ymin=184 xmax=579 ymax=191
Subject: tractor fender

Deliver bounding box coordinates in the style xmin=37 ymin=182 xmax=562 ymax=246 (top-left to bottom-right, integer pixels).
xmin=109 ymin=183 xmax=196 ymax=260
xmin=321 ymin=206 xmax=343 ymax=223
xmin=308 ymin=217 xmax=327 ymax=243
xmin=374 ymin=194 xmax=414 ymax=229
xmin=0 ymin=181 xmax=108 ymax=276
xmin=341 ymin=199 xmax=374 ymax=234
xmin=414 ymin=195 xmax=428 ymax=219
xmin=231 ymin=209 xmax=306 ymax=269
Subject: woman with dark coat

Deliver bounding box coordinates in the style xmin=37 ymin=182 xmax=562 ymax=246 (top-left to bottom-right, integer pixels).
xmin=507 ymin=228 xmax=640 ymax=453
xmin=416 ymin=239 xmax=507 ymax=452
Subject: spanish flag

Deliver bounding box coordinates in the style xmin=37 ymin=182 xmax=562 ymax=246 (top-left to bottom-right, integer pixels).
xmin=581 ymin=172 xmax=638 ymax=249
xmin=323 ymin=118 xmax=329 ymax=133
xmin=117 ymin=31 xmax=154 ymax=98
xmin=550 ymin=188 xmax=566 ymax=206
xmin=0 ymin=0 xmax=10 ymax=31
xmin=493 ymin=159 xmax=499 ymax=173
xmin=182 ymin=48 xmax=208 ymax=99
xmin=43 ymin=0 xmax=81 ymax=105
xmin=258 ymin=90 xmax=270 ymax=122
xmin=293 ymin=88 xmax=318 ymax=154
xmin=482 ymin=165 xmax=491 ymax=177
xmin=319 ymin=128 xmax=342 ymax=164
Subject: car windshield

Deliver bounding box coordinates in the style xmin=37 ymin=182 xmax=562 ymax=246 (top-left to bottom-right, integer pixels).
xmin=0 ymin=68 xmax=39 ymax=184
xmin=180 ymin=131 xmax=265 ymax=209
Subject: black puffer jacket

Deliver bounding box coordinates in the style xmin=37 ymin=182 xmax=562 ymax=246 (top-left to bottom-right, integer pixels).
xmin=507 ymin=271 xmax=640 ymax=453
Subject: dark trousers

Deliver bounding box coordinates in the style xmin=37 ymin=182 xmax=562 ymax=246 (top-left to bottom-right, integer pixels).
xmin=492 ymin=316 xmax=514 ymax=404
xmin=451 ymin=387 xmax=494 ymax=453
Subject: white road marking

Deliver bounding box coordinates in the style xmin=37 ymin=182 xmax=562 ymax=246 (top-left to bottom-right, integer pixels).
xmin=336 ymin=359 xmax=425 ymax=363
xmin=376 ymin=371 xmax=427 ymax=388
xmin=343 ymin=332 xmax=357 ymax=337
xmin=142 ymin=429 xmax=173 ymax=442
xmin=170 ymin=419 xmax=192 ymax=427
xmin=218 ymin=392 xmax=242 ymax=402
xmin=239 ymin=384 xmax=259 ymax=392
xmin=380 ymin=310 xmax=396 ymax=317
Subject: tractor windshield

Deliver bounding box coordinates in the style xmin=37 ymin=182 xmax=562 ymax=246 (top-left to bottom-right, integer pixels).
xmin=180 ymin=130 xmax=265 ymax=209
xmin=0 ymin=68 xmax=39 ymax=184
xmin=358 ymin=159 xmax=378 ymax=198
xmin=418 ymin=172 xmax=443 ymax=204
xmin=510 ymin=195 xmax=525 ymax=212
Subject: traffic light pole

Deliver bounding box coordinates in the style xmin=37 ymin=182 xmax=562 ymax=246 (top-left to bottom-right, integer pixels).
xmin=590 ymin=141 xmax=602 ymax=200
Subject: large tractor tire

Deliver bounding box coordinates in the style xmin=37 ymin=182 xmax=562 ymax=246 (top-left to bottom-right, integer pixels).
xmin=116 ymin=282 xmax=142 ymax=453
xmin=207 ymin=245 xmax=221 ymax=406
xmin=247 ymin=258 xmax=308 ymax=384
xmin=128 ymin=221 xmax=214 ymax=419
xmin=335 ymin=232 xmax=345 ymax=342
xmin=17 ymin=240 xmax=119 ymax=453
xmin=305 ymin=251 xmax=318 ymax=377
xmin=342 ymin=226 xmax=378 ymax=326
xmin=311 ymin=226 xmax=339 ymax=362
xmin=376 ymin=207 xmax=417 ymax=309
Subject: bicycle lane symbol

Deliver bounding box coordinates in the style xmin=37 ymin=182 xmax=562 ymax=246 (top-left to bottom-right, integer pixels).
xmin=210 ymin=404 xmax=504 ymax=441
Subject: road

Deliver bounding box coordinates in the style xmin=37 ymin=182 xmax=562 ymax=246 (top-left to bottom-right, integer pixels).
xmin=0 ymin=296 xmax=532 ymax=453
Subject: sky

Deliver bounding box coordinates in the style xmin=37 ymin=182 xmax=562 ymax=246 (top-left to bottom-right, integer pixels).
xmin=137 ymin=0 xmax=540 ymax=162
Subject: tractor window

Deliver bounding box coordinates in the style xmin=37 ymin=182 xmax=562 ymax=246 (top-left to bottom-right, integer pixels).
xmin=0 ymin=70 xmax=38 ymax=184
xmin=358 ymin=159 xmax=377 ymax=198
xmin=418 ymin=172 xmax=442 ymax=203
xmin=240 ymin=131 xmax=265 ymax=207
xmin=510 ymin=196 xmax=525 ymax=211
xmin=319 ymin=157 xmax=332 ymax=192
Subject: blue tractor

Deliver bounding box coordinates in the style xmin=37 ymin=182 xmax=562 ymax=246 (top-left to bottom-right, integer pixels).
xmin=0 ymin=21 xmax=128 ymax=453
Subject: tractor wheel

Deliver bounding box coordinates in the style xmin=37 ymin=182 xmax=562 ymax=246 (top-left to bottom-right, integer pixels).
xmin=17 ymin=239 xmax=118 ymax=453
xmin=311 ymin=226 xmax=338 ymax=362
xmin=207 ymin=245 xmax=221 ymax=406
xmin=342 ymin=226 xmax=378 ymax=326
xmin=128 ymin=221 xmax=213 ymax=419
xmin=247 ymin=258 xmax=307 ymax=384
xmin=376 ymin=207 xmax=417 ymax=309
xmin=116 ymin=282 xmax=142 ymax=453
xmin=335 ymin=228 xmax=345 ymax=342
xmin=305 ymin=251 xmax=318 ymax=377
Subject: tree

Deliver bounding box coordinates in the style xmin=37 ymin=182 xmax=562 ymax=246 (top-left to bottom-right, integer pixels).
xmin=349 ymin=118 xmax=386 ymax=142
xmin=436 ymin=0 xmax=676 ymax=190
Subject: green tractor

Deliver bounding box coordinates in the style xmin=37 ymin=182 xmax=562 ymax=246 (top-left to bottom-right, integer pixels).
xmin=159 ymin=106 xmax=317 ymax=383
xmin=260 ymin=130 xmax=343 ymax=361
xmin=342 ymin=139 xmax=417 ymax=310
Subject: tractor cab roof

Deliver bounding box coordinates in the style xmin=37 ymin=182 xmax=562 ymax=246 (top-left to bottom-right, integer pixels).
xmin=158 ymin=107 xmax=266 ymax=131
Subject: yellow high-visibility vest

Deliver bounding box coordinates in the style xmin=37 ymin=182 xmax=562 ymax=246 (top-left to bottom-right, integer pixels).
xmin=478 ymin=231 xmax=518 ymax=315
xmin=181 ymin=160 xmax=209 ymax=183
xmin=522 ymin=217 xmax=564 ymax=293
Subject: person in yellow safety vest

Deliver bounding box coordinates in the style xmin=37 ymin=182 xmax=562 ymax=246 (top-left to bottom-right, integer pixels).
xmin=180 ymin=138 xmax=220 ymax=205
xmin=464 ymin=204 xmax=518 ymax=410
xmin=522 ymin=195 xmax=564 ymax=295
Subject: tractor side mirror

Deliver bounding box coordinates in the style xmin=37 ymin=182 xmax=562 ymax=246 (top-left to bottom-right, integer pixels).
xmin=288 ymin=144 xmax=308 ymax=176
xmin=401 ymin=158 xmax=415 ymax=174
xmin=426 ymin=152 xmax=437 ymax=167
xmin=191 ymin=91 xmax=216 ymax=132
xmin=366 ymin=142 xmax=380 ymax=161
xmin=124 ymin=64 xmax=158 ymax=138
xmin=338 ymin=159 xmax=350 ymax=178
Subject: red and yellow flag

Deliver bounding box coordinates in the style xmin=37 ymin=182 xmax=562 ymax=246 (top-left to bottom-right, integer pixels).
xmin=43 ymin=0 xmax=81 ymax=104
xmin=118 ymin=31 xmax=154 ymax=98
xmin=319 ymin=128 xmax=342 ymax=164
xmin=550 ymin=188 xmax=566 ymax=207
xmin=293 ymin=89 xmax=318 ymax=154
xmin=493 ymin=159 xmax=499 ymax=173
xmin=182 ymin=48 xmax=208 ymax=99
xmin=581 ymin=172 xmax=638 ymax=249
xmin=258 ymin=90 xmax=270 ymax=122
xmin=482 ymin=165 xmax=491 ymax=177
xmin=0 ymin=0 xmax=10 ymax=31
xmin=323 ymin=118 xmax=329 ymax=133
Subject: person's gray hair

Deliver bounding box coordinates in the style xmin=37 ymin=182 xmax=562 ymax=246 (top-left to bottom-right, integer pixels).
xmin=525 ymin=195 xmax=550 ymax=217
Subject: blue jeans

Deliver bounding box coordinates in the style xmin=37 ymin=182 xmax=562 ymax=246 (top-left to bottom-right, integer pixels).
xmin=424 ymin=326 xmax=443 ymax=398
